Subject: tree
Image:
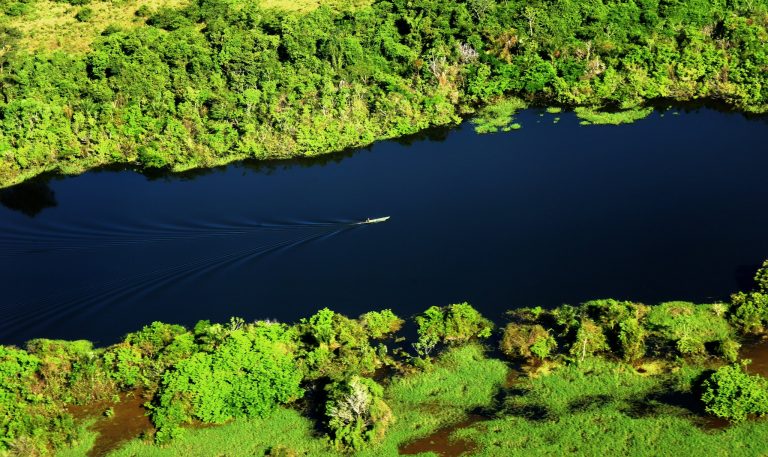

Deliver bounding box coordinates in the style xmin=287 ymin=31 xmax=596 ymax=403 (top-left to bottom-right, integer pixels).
xmin=325 ymin=377 xmax=393 ymax=450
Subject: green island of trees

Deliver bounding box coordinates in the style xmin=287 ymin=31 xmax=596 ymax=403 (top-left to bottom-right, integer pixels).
xmin=1 ymin=0 xmax=768 ymax=187
xmin=1 ymin=260 xmax=767 ymax=456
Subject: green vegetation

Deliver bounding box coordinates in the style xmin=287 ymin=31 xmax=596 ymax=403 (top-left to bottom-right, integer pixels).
xmin=2 ymin=264 xmax=768 ymax=455
xmin=574 ymin=106 xmax=654 ymax=125
xmin=702 ymin=362 xmax=768 ymax=423
xmin=2 ymin=0 xmax=768 ymax=187
xmin=472 ymin=97 xmax=527 ymax=133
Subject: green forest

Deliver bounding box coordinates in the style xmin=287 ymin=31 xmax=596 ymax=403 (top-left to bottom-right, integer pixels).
xmin=1 ymin=0 xmax=768 ymax=186
xmin=1 ymin=261 xmax=767 ymax=455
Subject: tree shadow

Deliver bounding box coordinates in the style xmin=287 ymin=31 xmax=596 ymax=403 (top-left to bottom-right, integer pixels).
xmin=0 ymin=180 xmax=57 ymax=217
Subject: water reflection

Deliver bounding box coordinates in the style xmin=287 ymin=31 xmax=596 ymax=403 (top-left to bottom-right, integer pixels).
xmin=0 ymin=181 xmax=57 ymax=217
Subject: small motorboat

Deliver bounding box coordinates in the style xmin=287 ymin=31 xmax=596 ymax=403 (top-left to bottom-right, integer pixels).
xmin=357 ymin=216 xmax=391 ymax=225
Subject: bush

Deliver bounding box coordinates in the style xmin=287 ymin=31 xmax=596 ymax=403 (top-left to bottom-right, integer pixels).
xmin=756 ymin=260 xmax=768 ymax=293
xmin=297 ymin=309 xmax=388 ymax=380
xmin=500 ymin=323 xmax=557 ymax=361
xmin=701 ymin=363 xmax=768 ymax=422
xmin=617 ymin=318 xmax=646 ymax=362
xmin=25 ymin=339 xmax=111 ymax=404
xmin=325 ymin=376 xmax=392 ymax=450
xmin=359 ymin=310 xmax=404 ymax=339
xmin=569 ymin=319 xmax=609 ymax=362
xmin=416 ymin=303 xmax=493 ymax=345
xmin=150 ymin=324 xmax=303 ymax=442
xmin=729 ymin=292 xmax=768 ymax=334
xmin=646 ymin=302 xmax=736 ymax=358
xmin=0 ymin=346 xmax=78 ymax=453
xmin=75 ymin=7 xmax=93 ymax=22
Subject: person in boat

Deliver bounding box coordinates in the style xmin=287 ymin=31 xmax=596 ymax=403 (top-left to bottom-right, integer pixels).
xmin=365 ymin=218 xmax=371 ymax=223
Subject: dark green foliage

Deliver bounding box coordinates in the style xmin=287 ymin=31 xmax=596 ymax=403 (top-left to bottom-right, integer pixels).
xmin=150 ymin=322 xmax=303 ymax=443
xmin=701 ymin=363 xmax=768 ymax=422
xmin=324 ymin=376 xmax=392 ymax=450
xmin=74 ymin=6 xmax=93 ymax=22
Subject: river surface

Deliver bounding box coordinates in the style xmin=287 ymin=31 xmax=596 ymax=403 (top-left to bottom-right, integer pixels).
xmin=1 ymin=107 xmax=767 ymax=346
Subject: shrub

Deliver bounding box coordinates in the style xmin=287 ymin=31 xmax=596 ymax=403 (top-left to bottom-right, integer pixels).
xmin=297 ymin=309 xmax=388 ymax=380
xmin=569 ymin=319 xmax=609 ymax=362
xmin=617 ymin=318 xmax=646 ymax=362
xmin=0 ymin=346 xmax=77 ymax=453
xmin=729 ymin=291 xmax=768 ymax=334
xmin=415 ymin=303 xmax=493 ymax=345
xmin=325 ymin=376 xmax=393 ymax=450
xmin=151 ymin=325 xmax=303 ymax=443
xmin=135 ymin=4 xmax=151 ymax=17
xmin=75 ymin=7 xmax=93 ymax=22
xmin=500 ymin=323 xmax=557 ymax=361
xmin=646 ymin=302 xmax=735 ymax=358
xmin=359 ymin=309 xmax=404 ymax=339
xmin=756 ymin=260 xmax=768 ymax=293
xmin=25 ymin=339 xmax=111 ymax=403
xmin=701 ymin=363 xmax=768 ymax=422
xmin=103 ymin=322 xmax=197 ymax=390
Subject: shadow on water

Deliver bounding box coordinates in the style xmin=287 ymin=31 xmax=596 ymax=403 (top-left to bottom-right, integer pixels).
xmin=0 ymin=180 xmax=57 ymax=217
xmin=0 ymin=122 xmax=457 ymax=217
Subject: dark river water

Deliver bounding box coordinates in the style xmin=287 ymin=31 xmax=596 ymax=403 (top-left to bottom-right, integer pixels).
xmin=1 ymin=107 xmax=767 ymax=346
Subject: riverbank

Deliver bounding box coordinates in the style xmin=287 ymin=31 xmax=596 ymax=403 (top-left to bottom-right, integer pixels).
xmin=2 ymin=260 xmax=767 ymax=456
xmin=2 ymin=0 xmax=768 ymax=188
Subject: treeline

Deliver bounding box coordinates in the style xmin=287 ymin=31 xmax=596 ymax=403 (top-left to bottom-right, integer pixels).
xmin=2 ymin=261 xmax=768 ymax=454
xmin=1 ymin=0 xmax=768 ymax=186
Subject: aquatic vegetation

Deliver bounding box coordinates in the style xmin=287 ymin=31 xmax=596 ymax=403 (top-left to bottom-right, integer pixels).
xmin=472 ymin=98 xmax=528 ymax=133
xmin=574 ymin=107 xmax=654 ymax=125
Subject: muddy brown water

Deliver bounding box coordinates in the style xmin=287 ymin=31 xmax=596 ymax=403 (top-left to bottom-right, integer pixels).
xmin=398 ymin=415 xmax=483 ymax=457
xmin=68 ymin=391 xmax=153 ymax=457
xmin=741 ymin=338 xmax=768 ymax=378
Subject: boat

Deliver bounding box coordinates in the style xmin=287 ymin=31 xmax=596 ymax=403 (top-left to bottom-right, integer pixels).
xmin=357 ymin=216 xmax=391 ymax=225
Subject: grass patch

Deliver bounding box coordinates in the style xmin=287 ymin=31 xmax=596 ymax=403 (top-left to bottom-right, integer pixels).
xmin=4 ymin=0 xmax=371 ymax=53
xmin=455 ymin=358 xmax=768 ymax=455
xmin=6 ymin=0 xmax=189 ymax=53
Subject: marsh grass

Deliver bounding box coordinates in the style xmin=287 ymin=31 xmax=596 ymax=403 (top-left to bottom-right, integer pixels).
xmin=453 ymin=358 xmax=768 ymax=456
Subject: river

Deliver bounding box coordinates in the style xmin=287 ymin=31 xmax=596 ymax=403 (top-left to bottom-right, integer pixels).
xmin=1 ymin=107 xmax=767 ymax=345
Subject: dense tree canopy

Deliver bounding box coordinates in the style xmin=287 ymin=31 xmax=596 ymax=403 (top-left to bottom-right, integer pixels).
xmin=1 ymin=0 xmax=767 ymax=186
